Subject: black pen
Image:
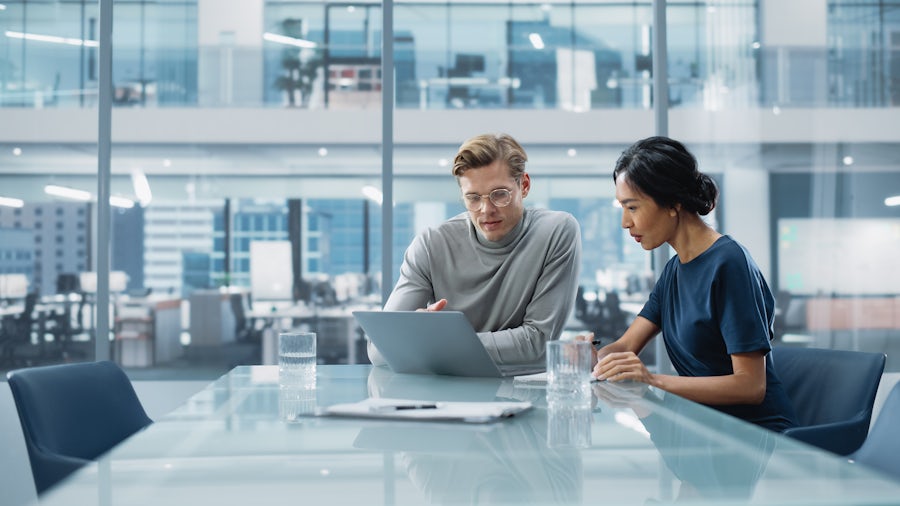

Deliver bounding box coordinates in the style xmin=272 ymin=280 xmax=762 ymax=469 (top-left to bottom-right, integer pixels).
xmin=591 ymin=340 xmax=602 ymax=346
xmin=371 ymin=403 xmax=438 ymax=412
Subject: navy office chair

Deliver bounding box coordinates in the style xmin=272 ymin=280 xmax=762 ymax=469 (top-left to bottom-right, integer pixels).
xmin=774 ymin=347 xmax=885 ymax=455
xmin=850 ymin=382 xmax=900 ymax=481
xmin=6 ymin=360 xmax=153 ymax=494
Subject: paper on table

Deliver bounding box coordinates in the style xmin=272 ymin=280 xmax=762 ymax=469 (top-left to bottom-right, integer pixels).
xmin=513 ymin=371 xmax=548 ymax=383
xmin=514 ymin=371 xmax=603 ymax=384
xmin=321 ymin=397 xmax=532 ymax=423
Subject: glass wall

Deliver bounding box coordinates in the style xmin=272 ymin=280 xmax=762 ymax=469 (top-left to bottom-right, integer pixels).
xmin=2 ymin=0 xmax=900 ymax=378
xmin=5 ymin=2 xmax=899 ymax=111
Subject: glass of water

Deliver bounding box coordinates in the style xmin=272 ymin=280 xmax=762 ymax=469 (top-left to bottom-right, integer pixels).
xmin=278 ymin=332 xmax=317 ymax=390
xmin=546 ymin=340 xmax=592 ymax=408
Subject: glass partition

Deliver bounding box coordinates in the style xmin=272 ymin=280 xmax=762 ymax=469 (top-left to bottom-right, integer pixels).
xmin=2 ymin=1 xmax=900 ymax=379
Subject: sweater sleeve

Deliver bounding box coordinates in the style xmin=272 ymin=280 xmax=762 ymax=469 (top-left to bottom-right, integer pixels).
xmin=367 ymin=233 xmax=435 ymax=365
xmin=383 ymin=233 xmax=435 ymax=312
xmin=478 ymin=215 xmax=581 ymax=365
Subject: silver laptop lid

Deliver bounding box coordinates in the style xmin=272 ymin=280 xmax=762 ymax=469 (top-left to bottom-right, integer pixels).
xmin=354 ymin=310 xmax=506 ymax=377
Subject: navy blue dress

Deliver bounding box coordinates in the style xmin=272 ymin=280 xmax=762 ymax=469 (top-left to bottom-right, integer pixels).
xmin=639 ymin=235 xmax=798 ymax=432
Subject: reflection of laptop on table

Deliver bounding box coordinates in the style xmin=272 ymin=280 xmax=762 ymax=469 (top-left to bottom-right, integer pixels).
xmin=353 ymin=310 xmax=544 ymax=378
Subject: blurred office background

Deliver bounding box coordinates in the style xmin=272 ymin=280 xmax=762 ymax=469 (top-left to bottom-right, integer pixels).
xmin=0 ymin=0 xmax=899 ymax=379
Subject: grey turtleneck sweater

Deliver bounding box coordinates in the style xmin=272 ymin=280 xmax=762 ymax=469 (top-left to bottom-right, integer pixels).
xmin=368 ymin=207 xmax=581 ymax=369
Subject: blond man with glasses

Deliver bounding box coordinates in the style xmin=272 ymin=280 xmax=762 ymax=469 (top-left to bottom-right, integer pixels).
xmin=368 ymin=133 xmax=582 ymax=370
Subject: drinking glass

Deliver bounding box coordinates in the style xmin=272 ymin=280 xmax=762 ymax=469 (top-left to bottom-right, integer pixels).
xmin=278 ymin=332 xmax=317 ymax=390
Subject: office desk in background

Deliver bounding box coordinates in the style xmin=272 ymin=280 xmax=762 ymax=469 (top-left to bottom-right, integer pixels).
xmin=38 ymin=365 xmax=900 ymax=505
xmin=250 ymin=303 xmax=378 ymax=365
xmin=114 ymin=296 xmax=183 ymax=367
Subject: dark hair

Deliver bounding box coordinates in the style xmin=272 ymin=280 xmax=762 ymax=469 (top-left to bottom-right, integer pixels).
xmin=613 ymin=136 xmax=718 ymax=216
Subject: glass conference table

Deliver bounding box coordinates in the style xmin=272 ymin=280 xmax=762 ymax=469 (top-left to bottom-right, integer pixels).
xmin=40 ymin=365 xmax=900 ymax=505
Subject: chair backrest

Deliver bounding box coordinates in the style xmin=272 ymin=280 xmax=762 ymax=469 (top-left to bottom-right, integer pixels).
xmin=852 ymin=382 xmax=900 ymax=481
xmin=775 ymin=346 xmax=885 ymax=454
xmin=6 ymin=361 xmax=153 ymax=494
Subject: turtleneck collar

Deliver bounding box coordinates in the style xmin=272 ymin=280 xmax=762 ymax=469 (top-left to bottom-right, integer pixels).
xmin=471 ymin=208 xmax=529 ymax=250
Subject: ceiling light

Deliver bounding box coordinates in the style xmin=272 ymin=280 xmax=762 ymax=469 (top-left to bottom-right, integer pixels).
xmin=752 ymin=41 xmax=761 ymax=49
xmin=5 ymin=30 xmax=98 ymax=47
xmin=842 ymin=155 xmax=854 ymax=166
xmin=885 ymin=195 xmax=900 ymax=207
xmin=318 ymin=147 xmax=328 ymax=157
xmin=110 ymin=196 xmax=135 ymax=209
xmin=361 ymin=185 xmax=383 ymax=206
xmin=438 ymin=158 xmax=449 ymax=167
xmin=262 ymin=32 xmax=317 ymax=49
xmin=0 ymin=5 xmax=7 ymax=10
xmin=347 ymin=5 xmax=356 ymax=13
xmin=528 ymin=33 xmax=545 ymax=50
xmin=162 ymin=158 xmax=172 ymax=168
xmin=567 ymin=148 xmax=577 ymax=157
xmin=44 ymin=184 xmax=91 ymax=201
xmin=12 ymin=147 xmax=21 ymax=156
xmin=131 ymin=169 xmax=152 ymax=207
xmin=0 ymin=196 xmax=24 ymax=208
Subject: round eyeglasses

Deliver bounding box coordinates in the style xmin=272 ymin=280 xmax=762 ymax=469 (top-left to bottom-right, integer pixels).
xmin=462 ymin=188 xmax=514 ymax=211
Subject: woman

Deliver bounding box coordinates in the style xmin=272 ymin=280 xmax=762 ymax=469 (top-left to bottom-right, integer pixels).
xmin=591 ymin=136 xmax=797 ymax=432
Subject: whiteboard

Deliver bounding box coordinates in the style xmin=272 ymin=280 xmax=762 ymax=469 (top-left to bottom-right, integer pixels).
xmin=778 ymin=218 xmax=900 ymax=295
xmin=250 ymin=241 xmax=293 ymax=301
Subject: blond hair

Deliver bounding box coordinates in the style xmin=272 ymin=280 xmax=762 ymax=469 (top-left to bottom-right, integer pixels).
xmin=452 ymin=133 xmax=527 ymax=180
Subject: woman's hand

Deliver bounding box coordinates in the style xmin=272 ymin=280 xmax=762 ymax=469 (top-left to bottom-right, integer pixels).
xmin=593 ymin=351 xmax=655 ymax=385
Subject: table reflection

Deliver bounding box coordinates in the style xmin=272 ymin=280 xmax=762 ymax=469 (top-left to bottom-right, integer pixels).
xmin=593 ymin=381 xmax=775 ymax=502
xmin=365 ymin=367 xmax=582 ymax=504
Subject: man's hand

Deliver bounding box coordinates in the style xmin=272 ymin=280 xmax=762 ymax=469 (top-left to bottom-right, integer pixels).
xmin=418 ymin=299 xmax=448 ymax=312
xmin=574 ymin=332 xmax=598 ymax=368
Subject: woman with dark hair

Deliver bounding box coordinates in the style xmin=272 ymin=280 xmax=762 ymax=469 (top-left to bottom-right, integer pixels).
xmin=589 ymin=136 xmax=797 ymax=432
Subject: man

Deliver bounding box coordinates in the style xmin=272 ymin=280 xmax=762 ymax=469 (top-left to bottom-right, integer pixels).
xmin=367 ymin=133 xmax=581 ymax=369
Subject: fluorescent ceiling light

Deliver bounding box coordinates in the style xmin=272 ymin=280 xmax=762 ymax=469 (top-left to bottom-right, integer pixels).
xmin=110 ymin=196 xmax=135 ymax=209
xmin=0 ymin=196 xmax=24 ymax=208
xmin=0 ymin=5 xmax=6 ymax=10
xmin=5 ymin=30 xmax=98 ymax=47
xmin=131 ymin=169 xmax=152 ymax=207
xmin=361 ymin=185 xmax=383 ymax=206
xmin=885 ymin=195 xmax=900 ymax=207
xmin=528 ymin=33 xmax=545 ymax=50
xmin=45 ymin=184 xmax=91 ymax=201
xmin=262 ymin=32 xmax=317 ymax=49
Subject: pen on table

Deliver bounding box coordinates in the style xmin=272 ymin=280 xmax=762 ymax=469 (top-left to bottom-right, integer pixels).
xmin=370 ymin=403 xmax=438 ymax=412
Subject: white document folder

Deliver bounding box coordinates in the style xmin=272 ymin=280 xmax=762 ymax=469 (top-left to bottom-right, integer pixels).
xmin=321 ymin=397 xmax=532 ymax=423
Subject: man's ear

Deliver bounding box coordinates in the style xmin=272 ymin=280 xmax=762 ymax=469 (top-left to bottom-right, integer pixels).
xmin=520 ymin=173 xmax=531 ymax=197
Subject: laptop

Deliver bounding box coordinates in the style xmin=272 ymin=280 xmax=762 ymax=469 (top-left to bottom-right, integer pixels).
xmin=352 ymin=310 xmax=544 ymax=378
